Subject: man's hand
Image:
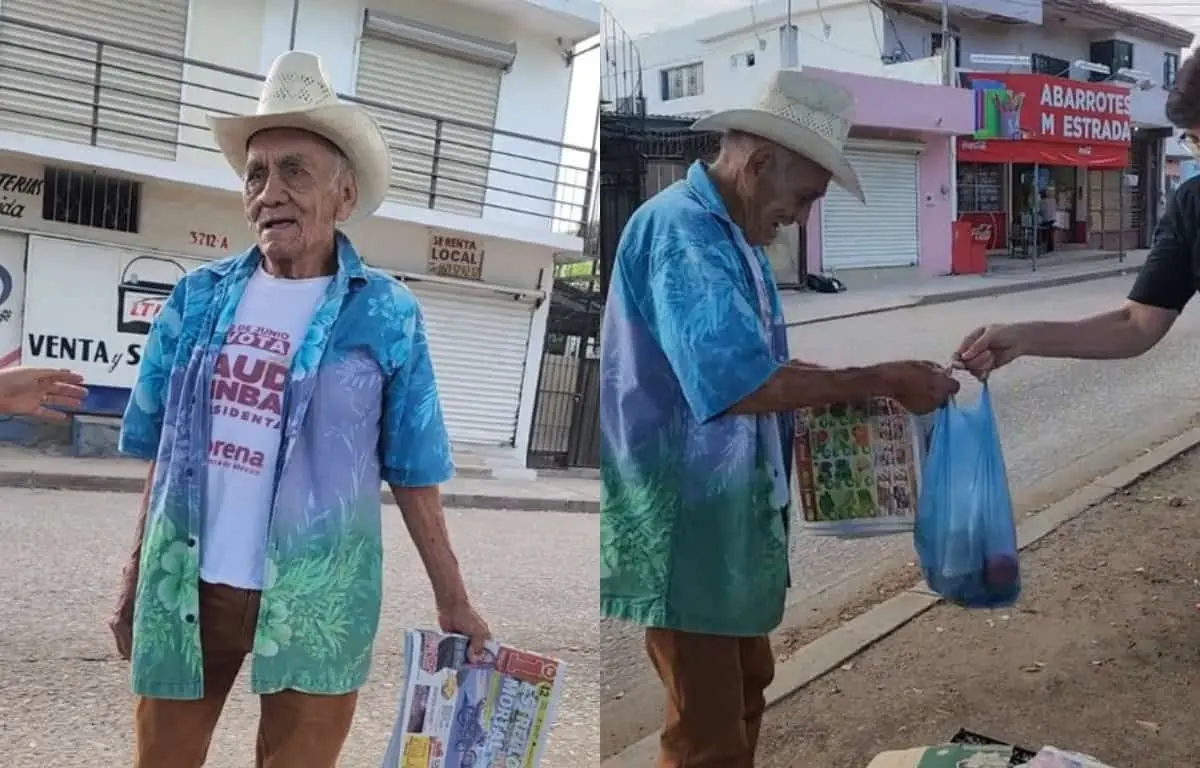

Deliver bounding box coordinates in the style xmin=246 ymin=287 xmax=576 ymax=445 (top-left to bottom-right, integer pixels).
xmin=0 ymin=367 xmax=87 ymax=420
xmin=955 ymin=325 xmax=1025 ymax=380
xmin=109 ymin=568 xmax=137 ymax=661
xmin=438 ymin=601 xmax=492 ymax=662
xmin=875 ymin=360 xmax=960 ymax=414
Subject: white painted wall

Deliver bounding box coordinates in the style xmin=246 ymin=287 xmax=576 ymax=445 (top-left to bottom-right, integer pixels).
xmin=635 ymin=0 xmax=1177 ymax=127
xmin=633 ymin=0 xmax=890 ymax=116
xmin=3 ymin=0 xmax=593 ymax=247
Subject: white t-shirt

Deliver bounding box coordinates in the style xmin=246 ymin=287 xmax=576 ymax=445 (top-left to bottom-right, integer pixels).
xmin=201 ymin=265 xmax=332 ymax=589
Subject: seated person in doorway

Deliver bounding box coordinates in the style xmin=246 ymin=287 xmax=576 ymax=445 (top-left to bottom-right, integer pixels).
xmin=1038 ymin=188 xmax=1057 ymax=253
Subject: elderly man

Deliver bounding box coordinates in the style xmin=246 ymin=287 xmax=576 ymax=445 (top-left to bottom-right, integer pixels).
xmin=107 ymin=51 xmax=490 ymax=768
xmin=0 ymin=366 xmax=86 ymax=418
xmin=600 ymin=69 xmax=959 ymax=767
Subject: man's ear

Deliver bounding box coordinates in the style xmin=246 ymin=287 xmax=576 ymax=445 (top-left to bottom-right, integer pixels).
xmin=335 ymin=174 xmax=359 ymax=223
xmin=746 ymin=144 xmax=773 ymax=178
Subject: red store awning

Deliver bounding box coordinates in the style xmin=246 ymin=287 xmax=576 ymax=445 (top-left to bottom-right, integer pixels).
xmin=957 ymin=138 xmax=1129 ymax=168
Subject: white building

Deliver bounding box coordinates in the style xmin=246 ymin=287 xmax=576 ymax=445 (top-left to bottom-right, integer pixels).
xmin=621 ymin=0 xmax=974 ymax=276
xmin=0 ymin=0 xmax=598 ymax=472
xmin=627 ymin=0 xmax=1191 ymax=269
xmin=883 ymin=0 xmax=1190 ymax=252
xmin=631 ymin=0 xmax=948 ymax=118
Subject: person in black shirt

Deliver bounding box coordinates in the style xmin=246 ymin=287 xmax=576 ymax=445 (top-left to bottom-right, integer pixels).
xmin=957 ymin=55 xmax=1200 ymax=377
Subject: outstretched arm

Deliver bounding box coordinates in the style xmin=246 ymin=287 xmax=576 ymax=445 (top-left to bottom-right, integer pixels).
xmin=958 ymin=185 xmax=1194 ymax=376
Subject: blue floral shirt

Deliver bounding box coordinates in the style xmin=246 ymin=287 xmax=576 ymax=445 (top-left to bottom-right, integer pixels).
xmin=600 ymin=161 xmax=794 ymax=637
xmin=120 ymin=231 xmax=453 ymax=699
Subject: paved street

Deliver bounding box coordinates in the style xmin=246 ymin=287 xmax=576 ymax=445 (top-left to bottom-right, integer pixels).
xmin=0 ymin=490 xmax=598 ymax=767
xmin=602 ymin=273 xmax=1200 ymax=744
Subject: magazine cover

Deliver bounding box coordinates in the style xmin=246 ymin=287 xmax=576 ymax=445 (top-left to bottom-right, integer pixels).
xmin=793 ymin=397 xmax=926 ymax=538
xmin=380 ymin=629 xmax=567 ymax=768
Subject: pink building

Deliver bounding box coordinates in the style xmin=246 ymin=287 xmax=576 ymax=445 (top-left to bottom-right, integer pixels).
xmin=799 ymin=67 xmax=975 ymax=276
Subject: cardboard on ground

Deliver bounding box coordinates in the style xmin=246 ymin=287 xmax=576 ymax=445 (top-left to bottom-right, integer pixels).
xmin=866 ymin=744 xmax=1119 ymax=768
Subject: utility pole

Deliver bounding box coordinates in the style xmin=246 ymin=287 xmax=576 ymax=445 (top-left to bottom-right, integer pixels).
xmin=941 ymin=0 xmax=959 ymax=261
xmin=288 ymin=0 xmax=300 ymax=50
xmin=781 ymin=0 xmax=799 ymax=68
xmin=939 ymin=0 xmax=951 ymax=85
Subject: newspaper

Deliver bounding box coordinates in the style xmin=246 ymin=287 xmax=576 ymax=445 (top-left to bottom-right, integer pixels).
xmin=866 ymin=744 xmax=1016 ymax=767
xmin=1025 ymin=746 xmax=1119 ymax=768
xmin=865 ymin=744 xmax=1121 ymax=768
xmin=380 ymin=629 xmax=567 ymax=768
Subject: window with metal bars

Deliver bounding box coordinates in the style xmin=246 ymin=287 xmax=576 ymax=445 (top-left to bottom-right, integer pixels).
xmin=41 ymin=166 xmax=141 ymax=233
xmin=1031 ymin=53 xmax=1070 ymax=78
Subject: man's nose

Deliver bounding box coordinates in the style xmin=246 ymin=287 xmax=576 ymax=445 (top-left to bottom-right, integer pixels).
xmin=257 ymin=172 xmax=289 ymax=205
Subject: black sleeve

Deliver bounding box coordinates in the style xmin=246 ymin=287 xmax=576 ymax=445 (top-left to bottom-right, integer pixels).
xmin=1127 ymin=182 xmax=1196 ymax=312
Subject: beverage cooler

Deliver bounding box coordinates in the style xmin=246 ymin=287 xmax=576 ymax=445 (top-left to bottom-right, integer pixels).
xmin=956 ymin=163 xmax=1007 ymax=250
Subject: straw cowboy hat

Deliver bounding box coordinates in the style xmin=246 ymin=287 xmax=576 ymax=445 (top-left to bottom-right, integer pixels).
xmin=206 ymin=50 xmax=391 ymax=218
xmin=692 ymin=68 xmax=865 ymax=203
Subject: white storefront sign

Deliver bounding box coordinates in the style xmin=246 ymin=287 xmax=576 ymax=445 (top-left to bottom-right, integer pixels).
xmin=0 ymin=232 xmax=26 ymax=368
xmin=427 ymin=230 xmax=485 ymax=281
xmin=23 ymin=235 xmax=204 ymax=388
xmin=0 ymin=170 xmax=44 ymax=221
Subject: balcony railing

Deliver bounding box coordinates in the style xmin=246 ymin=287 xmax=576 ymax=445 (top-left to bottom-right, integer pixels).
xmin=0 ymin=15 xmax=594 ymax=233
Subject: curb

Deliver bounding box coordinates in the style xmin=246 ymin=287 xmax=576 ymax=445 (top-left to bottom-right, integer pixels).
xmin=0 ymin=471 xmax=601 ymax=514
xmin=602 ymin=425 xmax=1200 ymax=768
xmin=915 ymin=262 xmax=1142 ymax=307
xmin=786 ymin=262 xmax=1142 ymax=328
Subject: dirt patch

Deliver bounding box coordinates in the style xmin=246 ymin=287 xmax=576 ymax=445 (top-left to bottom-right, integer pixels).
xmin=758 ymin=447 xmax=1200 ymax=768
xmin=773 ymin=562 xmax=923 ymax=661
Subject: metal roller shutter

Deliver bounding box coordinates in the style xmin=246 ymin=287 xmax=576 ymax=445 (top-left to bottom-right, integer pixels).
xmin=0 ymin=0 xmax=187 ymax=159
xmin=409 ymin=284 xmax=534 ymax=447
xmin=821 ymin=147 xmax=920 ymax=270
xmin=355 ymin=15 xmax=509 ymax=218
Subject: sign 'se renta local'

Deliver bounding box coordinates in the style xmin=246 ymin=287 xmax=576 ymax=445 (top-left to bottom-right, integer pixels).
xmin=427 ymin=230 xmax=485 ymax=281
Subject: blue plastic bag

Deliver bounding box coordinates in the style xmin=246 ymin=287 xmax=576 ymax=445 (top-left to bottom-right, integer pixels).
xmin=914 ymin=384 xmax=1021 ymax=609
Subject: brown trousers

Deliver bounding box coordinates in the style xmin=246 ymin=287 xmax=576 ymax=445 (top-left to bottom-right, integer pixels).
xmin=645 ymin=628 xmax=776 ymax=768
xmin=134 ymin=582 xmax=357 ymax=768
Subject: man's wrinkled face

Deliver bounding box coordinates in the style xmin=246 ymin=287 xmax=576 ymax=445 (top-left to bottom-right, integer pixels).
xmin=737 ymin=144 xmax=832 ymax=246
xmin=242 ymin=128 xmax=356 ymax=262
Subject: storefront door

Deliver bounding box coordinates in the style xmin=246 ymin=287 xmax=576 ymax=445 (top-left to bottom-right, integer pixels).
xmin=407 ymin=282 xmax=536 ymax=447
xmin=821 ymin=144 xmax=921 ymax=270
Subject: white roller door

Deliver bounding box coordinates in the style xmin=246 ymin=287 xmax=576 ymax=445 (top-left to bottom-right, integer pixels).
xmin=821 ymin=145 xmax=920 ymax=270
xmin=0 ymin=0 xmax=188 ymax=159
xmin=355 ymin=12 xmax=515 ymax=217
xmin=409 ymin=284 xmax=534 ymax=447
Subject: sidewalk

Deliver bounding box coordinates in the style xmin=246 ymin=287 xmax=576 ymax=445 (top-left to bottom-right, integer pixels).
xmin=0 ymin=445 xmax=599 ymax=513
xmin=784 ymin=250 xmax=1147 ymax=327
xmin=751 ymin=444 xmax=1200 ymax=767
